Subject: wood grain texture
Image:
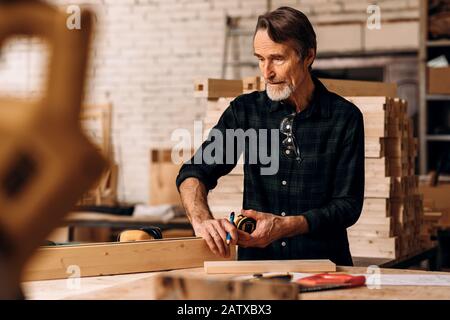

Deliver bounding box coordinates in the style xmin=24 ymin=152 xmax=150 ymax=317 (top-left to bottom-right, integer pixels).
xmin=22 ymin=266 xmax=450 ymax=300
xmin=204 ymin=259 xmax=336 ymax=274
xmin=23 ymin=238 xmax=235 ymax=281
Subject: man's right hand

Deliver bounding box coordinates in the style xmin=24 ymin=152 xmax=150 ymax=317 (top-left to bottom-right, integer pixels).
xmin=191 ymin=217 xmax=238 ymax=258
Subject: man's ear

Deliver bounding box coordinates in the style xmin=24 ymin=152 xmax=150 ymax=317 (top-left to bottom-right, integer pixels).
xmin=304 ymin=48 xmax=315 ymax=69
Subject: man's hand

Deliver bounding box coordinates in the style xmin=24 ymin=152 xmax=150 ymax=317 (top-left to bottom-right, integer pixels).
xmin=237 ymin=209 xmax=285 ymax=248
xmin=191 ymin=217 xmax=238 ymax=258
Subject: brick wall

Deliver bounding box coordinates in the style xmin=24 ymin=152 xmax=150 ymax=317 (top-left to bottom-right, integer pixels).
xmin=0 ymin=0 xmax=419 ymax=203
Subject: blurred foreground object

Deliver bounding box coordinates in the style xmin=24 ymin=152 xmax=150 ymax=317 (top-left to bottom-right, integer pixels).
xmin=0 ymin=0 xmax=105 ymax=298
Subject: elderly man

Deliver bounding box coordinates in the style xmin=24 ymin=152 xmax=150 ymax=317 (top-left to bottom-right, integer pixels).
xmin=176 ymin=6 xmax=364 ymax=266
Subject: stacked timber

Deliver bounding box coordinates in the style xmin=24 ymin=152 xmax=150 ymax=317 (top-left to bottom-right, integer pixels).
xmin=195 ymin=77 xmax=424 ymax=259
xmin=420 ymin=202 xmax=442 ymax=249
xmin=346 ymin=96 xmax=422 ymax=259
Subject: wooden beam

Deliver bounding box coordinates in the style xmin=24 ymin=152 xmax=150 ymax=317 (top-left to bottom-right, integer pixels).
xmin=242 ymin=76 xmax=265 ymax=94
xmin=23 ymin=238 xmax=235 ymax=281
xmin=238 ymin=76 xmax=398 ymax=98
xmin=194 ymin=79 xmax=243 ymax=98
xmin=204 ymin=259 xmax=335 ymax=274
xmin=153 ymin=273 xmax=299 ymax=300
xmin=320 ymin=78 xmax=397 ymax=97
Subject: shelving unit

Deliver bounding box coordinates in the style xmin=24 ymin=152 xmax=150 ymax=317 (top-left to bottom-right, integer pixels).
xmin=419 ymin=1 xmax=450 ymax=174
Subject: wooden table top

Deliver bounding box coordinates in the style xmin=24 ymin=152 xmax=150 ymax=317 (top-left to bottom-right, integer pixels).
xmin=22 ymin=266 xmax=450 ymax=300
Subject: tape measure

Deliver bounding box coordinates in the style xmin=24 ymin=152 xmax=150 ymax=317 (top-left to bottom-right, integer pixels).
xmin=235 ymin=214 xmax=256 ymax=234
xmin=118 ymin=227 xmax=163 ymax=242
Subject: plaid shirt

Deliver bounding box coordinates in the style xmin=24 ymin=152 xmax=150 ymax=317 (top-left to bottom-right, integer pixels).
xmin=176 ymin=76 xmax=365 ymax=265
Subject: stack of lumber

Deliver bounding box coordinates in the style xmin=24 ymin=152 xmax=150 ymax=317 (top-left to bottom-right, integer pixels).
xmin=194 ymin=78 xmax=245 ymax=219
xmin=195 ymin=77 xmax=424 ymax=259
xmin=420 ymin=200 xmax=442 ymax=249
xmin=345 ymin=96 xmax=422 ymax=259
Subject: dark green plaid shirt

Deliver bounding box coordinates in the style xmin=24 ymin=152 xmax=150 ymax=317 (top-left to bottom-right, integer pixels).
xmin=176 ymin=76 xmax=365 ymax=265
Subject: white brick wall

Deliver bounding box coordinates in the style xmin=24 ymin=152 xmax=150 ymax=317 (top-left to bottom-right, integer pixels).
xmin=0 ymin=0 xmax=419 ymax=203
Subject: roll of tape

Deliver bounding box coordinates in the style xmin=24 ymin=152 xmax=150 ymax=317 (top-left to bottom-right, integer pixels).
xmin=235 ymin=214 xmax=256 ymax=234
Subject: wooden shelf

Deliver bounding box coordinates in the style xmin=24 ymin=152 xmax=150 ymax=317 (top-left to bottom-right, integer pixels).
xmin=419 ymin=1 xmax=450 ymax=173
xmin=427 ymin=94 xmax=450 ymax=101
xmin=426 ymin=135 xmax=450 ymax=141
xmin=427 ymin=39 xmax=450 ymax=47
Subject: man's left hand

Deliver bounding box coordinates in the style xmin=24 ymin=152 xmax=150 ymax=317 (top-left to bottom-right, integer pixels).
xmin=237 ymin=209 xmax=285 ymax=248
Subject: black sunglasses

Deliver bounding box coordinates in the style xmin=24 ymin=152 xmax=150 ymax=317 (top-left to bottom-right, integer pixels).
xmin=280 ymin=113 xmax=301 ymax=161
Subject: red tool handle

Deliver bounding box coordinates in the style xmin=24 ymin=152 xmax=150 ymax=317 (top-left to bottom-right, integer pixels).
xmin=297 ymin=273 xmax=366 ymax=287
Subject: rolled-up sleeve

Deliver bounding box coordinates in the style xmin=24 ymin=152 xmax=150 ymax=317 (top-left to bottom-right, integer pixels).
xmin=301 ymin=108 xmax=365 ymax=234
xmin=176 ymin=100 xmax=242 ymax=192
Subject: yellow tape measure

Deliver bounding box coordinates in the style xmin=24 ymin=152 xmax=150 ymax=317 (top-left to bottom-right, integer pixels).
xmin=235 ymin=214 xmax=256 ymax=234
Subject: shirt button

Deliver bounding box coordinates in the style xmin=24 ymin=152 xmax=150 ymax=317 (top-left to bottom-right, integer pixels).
xmin=281 ymin=212 xmax=286 ymax=217
xmin=282 ymin=180 xmax=287 ymax=186
xmin=281 ymin=241 xmax=287 ymax=247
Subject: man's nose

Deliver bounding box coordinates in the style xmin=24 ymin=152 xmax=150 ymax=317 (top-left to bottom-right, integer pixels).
xmin=263 ymin=62 xmax=275 ymax=80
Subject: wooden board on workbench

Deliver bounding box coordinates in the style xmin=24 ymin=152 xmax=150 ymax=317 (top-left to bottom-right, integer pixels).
xmin=23 ymin=238 xmax=235 ymax=281
xmin=204 ymin=259 xmax=336 ymax=274
xmin=153 ymin=273 xmax=299 ymax=300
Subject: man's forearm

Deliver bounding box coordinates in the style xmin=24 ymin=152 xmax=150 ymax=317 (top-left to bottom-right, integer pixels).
xmin=280 ymin=215 xmax=309 ymax=238
xmin=179 ymin=177 xmax=213 ymax=225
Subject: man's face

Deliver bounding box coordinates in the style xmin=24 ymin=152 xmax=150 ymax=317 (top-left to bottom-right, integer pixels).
xmin=253 ymin=29 xmax=311 ymax=101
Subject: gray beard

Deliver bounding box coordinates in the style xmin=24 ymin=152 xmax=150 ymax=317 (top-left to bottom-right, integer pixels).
xmin=266 ymin=83 xmax=295 ymax=101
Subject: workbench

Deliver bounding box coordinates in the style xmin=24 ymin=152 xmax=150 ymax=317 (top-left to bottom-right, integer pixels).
xmin=353 ymin=246 xmax=439 ymax=270
xmin=22 ymin=266 xmax=450 ymax=300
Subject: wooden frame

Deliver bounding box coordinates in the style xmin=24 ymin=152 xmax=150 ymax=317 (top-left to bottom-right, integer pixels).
xmin=0 ymin=1 xmax=105 ymax=298
xmin=23 ymin=237 xmax=235 ymax=281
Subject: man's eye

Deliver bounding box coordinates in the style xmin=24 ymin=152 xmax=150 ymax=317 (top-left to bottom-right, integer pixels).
xmin=273 ymin=58 xmax=284 ymax=65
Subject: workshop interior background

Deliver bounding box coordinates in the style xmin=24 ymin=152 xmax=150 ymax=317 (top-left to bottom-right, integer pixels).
xmin=0 ymin=0 xmax=445 ymax=205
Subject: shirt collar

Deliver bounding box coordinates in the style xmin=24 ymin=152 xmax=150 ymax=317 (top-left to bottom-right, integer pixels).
xmin=267 ymin=75 xmax=331 ymax=119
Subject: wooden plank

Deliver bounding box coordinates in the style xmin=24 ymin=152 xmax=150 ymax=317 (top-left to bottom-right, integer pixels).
xmin=365 ymin=176 xmax=417 ymax=198
xmin=365 ymin=157 xmax=412 ymax=177
xmin=22 ymin=266 xmax=450 ymax=300
xmin=348 ymin=225 xmax=393 ymax=238
xmin=153 ymin=273 xmax=298 ymax=300
xmin=239 ymin=77 xmax=398 ymax=97
xmin=149 ymin=148 xmax=193 ymax=205
xmin=204 ymin=259 xmax=336 ymax=274
xmin=23 ymin=238 xmax=235 ymax=281
xmin=194 ymin=79 xmax=243 ymax=98
xmin=242 ymin=76 xmax=265 ymax=94
xmin=320 ymin=78 xmax=397 ymax=97
xmin=349 ymin=237 xmax=398 ymax=259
